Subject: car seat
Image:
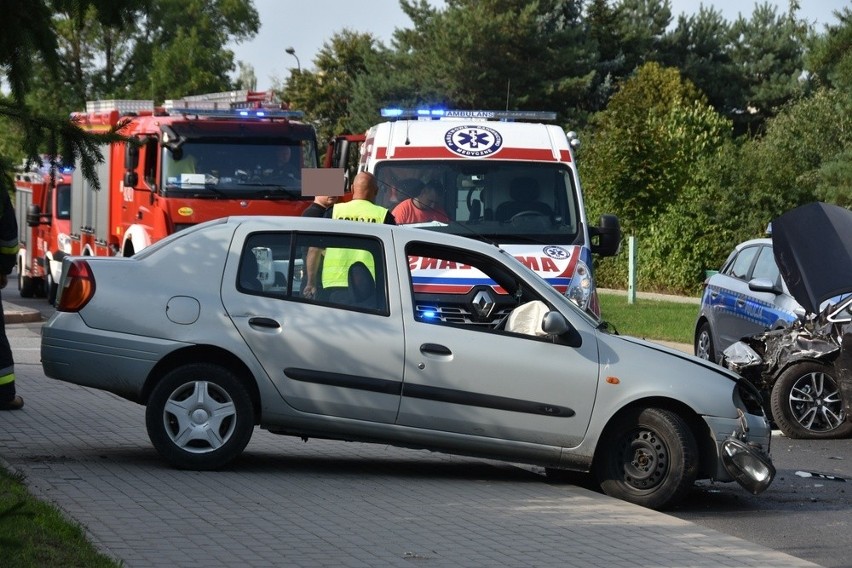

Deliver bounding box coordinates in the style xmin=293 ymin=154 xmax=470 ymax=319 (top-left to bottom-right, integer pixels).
xmin=495 ymin=178 xmax=553 ymax=222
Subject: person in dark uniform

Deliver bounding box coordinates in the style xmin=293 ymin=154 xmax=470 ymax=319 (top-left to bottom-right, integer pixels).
xmin=0 ymin=187 xmax=22 ymax=410
xmin=301 ymin=195 xmax=339 ymax=218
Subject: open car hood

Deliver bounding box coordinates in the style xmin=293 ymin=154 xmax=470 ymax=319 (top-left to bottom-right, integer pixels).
xmin=772 ymin=202 xmax=852 ymax=315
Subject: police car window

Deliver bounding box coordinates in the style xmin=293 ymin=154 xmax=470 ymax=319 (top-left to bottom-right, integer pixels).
xmin=752 ymin=246 xmax=780 ymax=285
xmin=728 ymin=246 xmax=760 ymax=280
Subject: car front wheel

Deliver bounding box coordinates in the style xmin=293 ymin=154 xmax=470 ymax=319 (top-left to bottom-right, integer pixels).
xmin=146 ymin=363 xmax=255 ymax=470
xmin=694 ymin=321 xmax=715 ymax=362
xmin=595 ymin=407 xmax=698 ymax=510
xmin=770 ymin=362 xmax=852 ymax=439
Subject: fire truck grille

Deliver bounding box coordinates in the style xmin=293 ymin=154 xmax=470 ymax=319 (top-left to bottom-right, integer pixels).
xmin=415 ymin=304 xmax=512 ymax=326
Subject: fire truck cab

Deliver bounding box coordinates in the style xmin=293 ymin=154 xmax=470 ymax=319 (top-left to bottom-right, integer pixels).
xmin=70 ymin=91 xmax=319 ymax=258
xmin=13 ymin=159 xmax=72 ymax=303
xmin=338 ymin=108 xmax=620 ymax=319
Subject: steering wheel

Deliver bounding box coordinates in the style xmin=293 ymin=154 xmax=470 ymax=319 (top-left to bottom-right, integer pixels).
xmin=509 ymin=210 xmax=547 ymax=222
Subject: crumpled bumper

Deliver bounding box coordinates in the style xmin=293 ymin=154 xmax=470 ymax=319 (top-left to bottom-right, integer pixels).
xmin=720 ymin=436 xmax=776 ymax=495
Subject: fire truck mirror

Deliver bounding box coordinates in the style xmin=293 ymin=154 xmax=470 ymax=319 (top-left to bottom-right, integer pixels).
xmin=125 ymin=142 xmax=139 ymax=170
xmin=124 ymin=171 xmax=139 ymax=189
xmin=26 ymin=204 xmax=44 ymax=227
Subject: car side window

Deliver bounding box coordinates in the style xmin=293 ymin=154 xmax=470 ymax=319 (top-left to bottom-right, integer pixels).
xmin=239 ymin=232 xmax=389 ymax=314
xmin=404 ymin=240 xmax=551 ymax=338
xmin=727 ymin=246 xmax=760 ymax=280
xmin=752 ymin=246 xmax=780 ymax=286
xmin=295 ymin=232 xmax=389 ymax=314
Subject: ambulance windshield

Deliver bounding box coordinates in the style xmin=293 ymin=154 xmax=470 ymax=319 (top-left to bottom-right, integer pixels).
xmin=374 ymin=161 xmax=581 ymax=244
xmin=161 ymin=139 xmax=317 ymax=198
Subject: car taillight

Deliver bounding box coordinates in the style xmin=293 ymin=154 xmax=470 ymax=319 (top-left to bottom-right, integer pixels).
xmin=56 ymin=260 xmax=95 ymax=312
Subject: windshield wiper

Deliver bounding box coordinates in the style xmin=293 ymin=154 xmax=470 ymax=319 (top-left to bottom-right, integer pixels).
xmin=596 ymin=319 xmax=619 ymax=335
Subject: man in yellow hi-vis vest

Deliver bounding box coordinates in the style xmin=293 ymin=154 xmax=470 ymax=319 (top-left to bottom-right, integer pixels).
xmin=0 ymin=186 xmax=22 ymax=410
xmin=302 ymin=172 xmax=395 ymax=300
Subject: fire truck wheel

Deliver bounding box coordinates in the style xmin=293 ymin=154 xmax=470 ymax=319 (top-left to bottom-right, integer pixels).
xmin=145 ymin=363 xmax=255 ymax=470
xmin=18 ymin=265 xmax=34 ymax=298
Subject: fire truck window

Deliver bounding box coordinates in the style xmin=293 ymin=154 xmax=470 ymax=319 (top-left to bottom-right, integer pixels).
xmin=143 ymin=137 xmax=158 ymax=187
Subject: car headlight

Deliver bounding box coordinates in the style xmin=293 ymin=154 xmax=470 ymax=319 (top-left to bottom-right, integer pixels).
xmin=565 ymin=259 xmax=593 ymax=311
xmin=721 ymin=437 xmax=775 ymax=495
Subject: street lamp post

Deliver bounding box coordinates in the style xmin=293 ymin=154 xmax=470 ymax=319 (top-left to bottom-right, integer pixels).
xmin=285 ymin=47 xmax=301 ymax=72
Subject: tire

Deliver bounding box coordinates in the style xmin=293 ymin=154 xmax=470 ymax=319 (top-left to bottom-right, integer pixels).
xmin=44 ymin=258 xmax=58 ymax=305
xmin=594 ymin=407 xmax=698 ymax=510
xmin=145 ymin=363 xmax=255 ymax=470
xmin=18 ymin=264 xmax=34 ymax=298
xmin=769 ymin=362 xmax=852 ymax=439
xmin=694 ymin=321 xmax=715 ymax=362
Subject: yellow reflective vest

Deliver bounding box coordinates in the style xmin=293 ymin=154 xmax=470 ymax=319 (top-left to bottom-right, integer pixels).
xmin=322 ymin=200 xmax=388 ymax=288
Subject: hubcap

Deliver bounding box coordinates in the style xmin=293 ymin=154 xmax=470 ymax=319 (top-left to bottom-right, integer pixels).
xmin=163 ymin=380 xmax=237 ymax=454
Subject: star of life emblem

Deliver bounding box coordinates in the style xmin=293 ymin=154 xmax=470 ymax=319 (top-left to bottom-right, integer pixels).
xmin=543 ymin=245 xmax=570 ymax=260
xmin=444 ymin=125 xmax=503 ymax=157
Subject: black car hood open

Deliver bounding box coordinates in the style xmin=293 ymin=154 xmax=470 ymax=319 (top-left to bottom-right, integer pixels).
xmin=772 ymin=202 xmax=852 ymax=315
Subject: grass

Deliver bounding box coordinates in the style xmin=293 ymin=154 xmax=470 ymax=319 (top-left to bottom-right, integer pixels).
xmin=0 ymin=292 xmax=695 ymax=565
xmin=598 ymin=291 xmax=697 ymax=345
xmin=0 ymin=467 xmax=121 ymax=567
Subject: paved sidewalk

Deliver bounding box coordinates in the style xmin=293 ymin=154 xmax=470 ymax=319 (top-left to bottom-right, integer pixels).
xmin=0 ymin=317 xmax=820 ymax=568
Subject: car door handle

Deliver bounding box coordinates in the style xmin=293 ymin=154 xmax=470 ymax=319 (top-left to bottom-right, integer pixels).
xmin=248 ymin=317 xmax=280 ymax=329
xmin=420 ymin=343 xmax=452 ymax=356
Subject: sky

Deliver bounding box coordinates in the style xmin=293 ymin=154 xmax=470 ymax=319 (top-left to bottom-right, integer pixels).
xmin=231 ymin=0 xmax=851 ymax=92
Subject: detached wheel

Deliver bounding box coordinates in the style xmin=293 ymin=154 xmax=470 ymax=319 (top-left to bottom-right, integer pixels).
xmin=595 ymin=408 xmax=698 ymax=510
xmin=694 ymin=321 xmax=715 ymax=362
xmin=770 ymin=362 xmax=852 ymax=439
xmin=146 ymin=363 xmax=255 ymax=470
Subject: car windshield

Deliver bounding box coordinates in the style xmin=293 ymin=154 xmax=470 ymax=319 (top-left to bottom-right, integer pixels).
xmin=161 ymin=139 xmax=317 ymax=199
xmin=374 ymin=161 xmax=582 ymax=245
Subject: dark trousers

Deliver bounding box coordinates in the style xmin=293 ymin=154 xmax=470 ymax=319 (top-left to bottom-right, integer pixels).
xmin=0 ymin=296 xmax=15 ymax=401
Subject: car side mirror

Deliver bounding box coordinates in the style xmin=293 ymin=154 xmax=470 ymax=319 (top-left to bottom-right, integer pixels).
xmin=542 ymin=311 xmax=582 ymax=347
xmin=748 ymin=278 xmax=780 ymax=295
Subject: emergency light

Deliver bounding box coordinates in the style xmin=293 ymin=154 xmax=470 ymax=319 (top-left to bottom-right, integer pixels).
xmin=380 ymin=108 xmax=557 ymax=121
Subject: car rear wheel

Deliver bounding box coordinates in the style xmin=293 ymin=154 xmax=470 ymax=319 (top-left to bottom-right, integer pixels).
xmin=770 ymin=362 xmax=852 ymax=439
xmin=595 ymin=407 xmax=698 ymax=510
xmin=694 ymin=321 xmax=715 ymax=362
xmin=146 ymin=363 xmax=255 ymax=470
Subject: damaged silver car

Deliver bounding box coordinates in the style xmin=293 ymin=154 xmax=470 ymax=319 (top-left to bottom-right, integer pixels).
xmin=722 ymin=202 xmax=852 ymax=439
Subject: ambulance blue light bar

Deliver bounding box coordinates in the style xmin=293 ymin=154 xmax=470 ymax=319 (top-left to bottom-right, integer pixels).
xmin=169 ymin=108 xmax=305 ymax=119
xmin=380 ymin=108 xmax=556 ymax=121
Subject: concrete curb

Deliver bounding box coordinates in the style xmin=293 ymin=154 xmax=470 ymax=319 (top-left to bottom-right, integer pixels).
xmin=3 ymin=301 xmax=43 ymax=324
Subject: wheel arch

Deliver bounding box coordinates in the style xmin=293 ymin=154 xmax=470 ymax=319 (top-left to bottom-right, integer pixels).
xmin=141 ymin=345 xmax=262 ymax=423
xmin=595 ymin=397 xmax=718 ymax=480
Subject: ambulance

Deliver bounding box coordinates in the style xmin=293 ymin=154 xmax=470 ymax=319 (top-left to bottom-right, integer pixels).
xmin=334 ymin=109 xmax=620 ymax=321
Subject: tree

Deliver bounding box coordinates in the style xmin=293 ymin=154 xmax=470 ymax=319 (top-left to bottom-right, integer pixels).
xmin=581 ymin=62 xmax=732 ymax=292
xmin=0 ymin=0 xmax=135 ymax=190
xmin=807 ymin=6 xmax=852 ymax=92
xmin=281 ymin=30 xmax=383 ymax=149
xmin=728 ymin=1 xmax=810 ymax=134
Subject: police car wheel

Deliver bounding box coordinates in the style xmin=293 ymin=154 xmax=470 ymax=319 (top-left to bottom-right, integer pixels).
xmin=146 ymin=363 xmax=255 ymax=470
xmin=694 ymin=322 xmax=715 ymax=362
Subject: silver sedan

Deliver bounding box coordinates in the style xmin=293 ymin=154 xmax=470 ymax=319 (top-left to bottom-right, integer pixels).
xmin=42 ymin=216 xmax=774 ymax=510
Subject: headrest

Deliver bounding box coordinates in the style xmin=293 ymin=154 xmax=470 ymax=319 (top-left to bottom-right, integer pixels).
xmin=510 ymin=177 xmax=539 ymax=202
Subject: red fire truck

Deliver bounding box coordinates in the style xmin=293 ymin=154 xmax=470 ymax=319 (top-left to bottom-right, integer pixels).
xmin=13 ymin=159 xmax=72 ymax=303
xmin=67 ymin=90 xmax=319 ymax=259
